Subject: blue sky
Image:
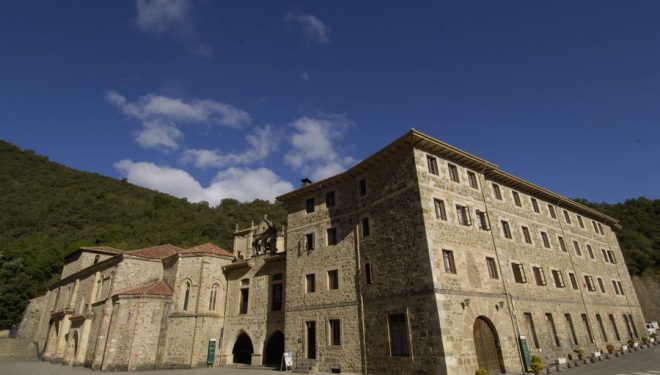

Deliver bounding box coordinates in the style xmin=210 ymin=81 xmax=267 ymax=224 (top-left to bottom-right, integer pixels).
xmin=1 ymin=1 xmax=659 ymax=204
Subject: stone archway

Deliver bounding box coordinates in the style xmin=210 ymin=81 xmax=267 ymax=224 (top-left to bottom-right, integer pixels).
xmin=473 ymin=316 xmax=505 ymax=375
xmin=64 ymin=330 xmax=79 ymax=365
xmin=232 ymin=332 xmax=254 ymax=365
xmin=263 ymin=330 xmax=284 ymax=366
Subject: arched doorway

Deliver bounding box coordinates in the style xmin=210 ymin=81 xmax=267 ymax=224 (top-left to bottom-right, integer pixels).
xmin=65 ymin=330 xmax=79 ymax=365
xmin=264 ymin=331 xmax=284 ymax=366
xmin=232 ymin=332 xmax=254 ymax=365
xmin=473 ymin=317 xmax=505 ymax=375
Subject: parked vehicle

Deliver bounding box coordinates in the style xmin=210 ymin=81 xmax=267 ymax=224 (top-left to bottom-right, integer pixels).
xmin=646 ymin=322 xmax=657 ymax=336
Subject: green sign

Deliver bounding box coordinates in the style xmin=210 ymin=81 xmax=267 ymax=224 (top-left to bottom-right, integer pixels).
xmin=518 ymin=336 xmax=532 ymax=372
xmin=207 ymin=338 xmax=216 ymax=366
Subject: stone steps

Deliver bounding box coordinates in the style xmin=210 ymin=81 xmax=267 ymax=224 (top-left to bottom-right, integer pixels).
xmin=0 ymin=339 xmax=38 ymax=361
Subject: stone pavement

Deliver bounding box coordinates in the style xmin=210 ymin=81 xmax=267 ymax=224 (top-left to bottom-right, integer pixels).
xmin=0 ymin=361 xmax=283 ymax=375
xmin=548 ymin=344 xmax=660 ymax=375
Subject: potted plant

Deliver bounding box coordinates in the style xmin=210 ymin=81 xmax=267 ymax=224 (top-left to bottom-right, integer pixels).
xmin=642 ymin=336 xmax=649 ymax=346
xmin=475 ymin=369 xmax=489 ymax=375
xmin=531 ymin=355 xmax=544 ymax=375
xmin=606 ymin=343 xmax=615 ymax=354
xmin=573 ymin=348 xmax=584 ymax=360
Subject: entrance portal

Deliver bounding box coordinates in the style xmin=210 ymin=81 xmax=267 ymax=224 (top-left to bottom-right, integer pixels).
xmin=264 ymin=331 xmax=285 ymax=366
xmin=306 ymin=321 xmax=316 ymax=359
xmin=473 ymin=317 xmax=505 ymax=375
xmin=232 ymin=332 xmax=254 ymax=365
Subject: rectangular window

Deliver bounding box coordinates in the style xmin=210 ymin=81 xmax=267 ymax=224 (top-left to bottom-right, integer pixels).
xmin=448 ymin=163 xmax=459 ymax=182
xmin=305 ymin=274 xmax=316 ymax=293
xmin=361 ymin=217 xmax=370 ymax=237
xmin=359 ymin=179 xmax=367 ymax=196
xmin=546 ymin=313 xmax=561 ymax=347
xmin=239 ymin=288 xmax=249 ymax=314
xmin=365 ymin=263 xmax=374 ymax=284
xmin=623 ymin=315 xmax=633 ymax=339
xmin=427 ymin=155 xmax=438 ymax=175
xmin=597 ymin=277 xmax=605 ymax=293
xmin=467 ymin=171 xmax=479 ymax=189
xmin=573 ymin=241 xmax=582 ymax=256
xmin=326 ymin=191 xmax=336 ymax=207
xmin=577 ymin=215 xmax=585 ymax=228
xmin=582 ymin=314 xmax=594 ymax=343
xmin=388 ymin=313 xmax=410 ymax=357
xmin=434 ymin=199 xmax=447 ymax=220
xmin=486 ymin=257 xmax=498 ymax=279
xmin=598 ymin=223 xmax=604 ymax=235
xmin=326 ymin=228 xmax=337 ymax=246
xmin=628 ymin=314 xmax=638 ymax=338
xmin=612 ymin=280 xmax=620 ymax=295
xmin=512 ymin=263 xmax=527 ymax=283
xmin=548 ymin=204 xmax=557 ymax=219
xmin=533 ymin=266 xmax=546 ymax=286
xmin=522 ymin=226 xmax=532 ymax=244
xmin=524 ymin=313 xmax=540 ymax=349
xmin=617 ymin=281 xmax=624 ymax=295
xmin=569 ymin=272 xmax=578 ymax=290
xmin=592 ymin=220 xmax=599 ymax=233
xmin=328 ymin=319 xmax=341 ymax=346
xmin=512 ymin=191 xmax=522 ymax=207
xmin=306 ymin=198 xmax=315 ymax=213
xmin=596 ymin=314 xmax=608 ymax=341
xmin=541 ymin=232 xmax=550 ymax=248
xmin=271 ymin=283 xmax=283 ymax=311
xmin=305 ymin=233 xmax=315 ymax=251
xmin=563 ymin=209 xmax=572 ymax=224
xmin=501 ymin=220 xmax=512 ymax=239
xmin=609 ymin=314 xmax=621 ymax=341
xmin=328 ymin=270 xmax=339 ymax=290
xmin=558 ymin=236 xmax=567 ymax=252
xmin=584 ymin=275 xmax=596 ymax=291
xmin=456 ymin=205 xmax=470 ymax=226
xmin=587 ymin=244 xmax=594 ymax=259
xmin=602 ymin=249 xmax=609 ymax=263
xmin=443 ymin=250 xmax=456 ymax=274
xmin=492 ymin=183 xmax=502 ymax=200
xmin=607 ymin=250 xmax=616 ymax=264
xmin=565 ymin=314 xmax=579 ymax=345
xmin=552 ymin=270 xmax=565 ymax=288
xmin=531 ymin=198 xmax=540 ymax=213
xmin=476 ymin=210 xmax=489 ymax=230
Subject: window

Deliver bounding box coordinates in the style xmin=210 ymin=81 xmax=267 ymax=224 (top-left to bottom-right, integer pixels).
xmin=602 ymin=249 xmax=609 ymax=263
xmin=596 ymin=314 xmax=608 ymax=341
xmin=531 ymin=198 xmax=540 ymax=213
xmin=524 ymin=313 xmax=540 ymax=349
xmin=93 ymin=254 xmax=100 ymax=264
xmin=533 ymin=266 xmax=546 ymax=286
xmin=565 ymin=314 xmax=578 ymax=345
xmin=623 ymin=315 xmax=634 ymax=339
xmin=443 ymin=250 xmax=456 ymax=274
xmin=388 ymin=313 xmax=410 ymax=357
xmin=558 ymin=236 xmax=567 ymax=252
xmin=434 ymin=199 xmax=447 ymax=220
xmin=612 ymin=280 xmax=620 ymax=295
xmin=573 ymin=241 xmax=582 ymax=256
xmin=582 ymin=314 xmax=594 ymax=343
xmin=512 ymin=263 xmax=527 ymax=283
xmin=569 ymin=272 xmax=578 ymax=290
xmin=359 ymin=179 xmax=367 ymax=196
xmin=552 ymin=270 xmax=565 ymax=288
xmin=361 ymin=217 xmax=370 ymax=237
xmin=209 ymin=284 xmax=219 ymax=311
xmin=305 ymin=274 xmax=316 ymax=293
xmin=486 ymin=257 xmax=498 ymax=279
xmin=305 ymin=233 xmax=315 ymax=251
xmin=598 ymin=223 xmax=604 ymax=235
xmin=467 ymin=171 xmax=479 ymax=189
xmin=328 ymin=270 xmax=339 ymax=290
xmin=609 ymin=314 xmax=621 ymax=341
xmin=427 ymin=155 xmax=438 ymax=175
xmin=182 ymin=281 xmax=191 ymax=311
xmin=476 ymin=210 xmax=489 ymax=230
xmin=584 ymin=275 xmax=596 ymax=291
xmin=512 ymin=191 xmax=522 ymax=207
xmin=271 ymin=283 xmax=283 ymax=311
xmin=597 ymin=277 xmax=605 ymax=293
xmin=326 ymin=228 xmax=337 ymax=246
xmin=577 ymin=215 xmax=585 ymax=229
xmin=306 ymin=198 xmax=315 ymax=213
xmin=617 ymin=281 xmax=624 ymax=295
xmin=541 ymin=232 xmax=550 ymax=248
xmin=546 ymin=313 xmax=561 ymax=347
xmin=592 ymin=220 xmax=599 ymax=233
xmin=522 ymin=226 xmax=532 ymax=244
xmin=456 ymin=205 xmax=470 ymax=226
xmin=587 ymin=244 xmax=594 ymax=259
xmin=365 ymin=263 xmax=374 ymax=284
xmin=607 ymin=250 xmax=616 ymax=264
xmin=563 ymin=209 xmax=571 ymax=224
xmin=448 ymin=163 xmax=459 ymax=182
xmin=326 ymin=191 xmax=336 ymax=207
xmin=328 ymin=319 xmax=341 ymax=346
xmin=548 ymin=204 xmax=557 ymax=219
xmin=239 ymin=288 xmax=249 ymax=314
xmin=492 ymin=183 xmax=502 ymax=200
xmin=241 ymin=278 xmax=250 ymax=286
xmin=628 ymin=314 xmax=638 ymax=338
xmin=501 ymin=220 xmax=512 ymax=239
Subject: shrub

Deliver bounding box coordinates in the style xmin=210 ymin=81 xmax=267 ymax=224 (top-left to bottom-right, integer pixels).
xmin=606 ymin=343 xmax=615 ymax=352
xmin=573 ymin=348 xmax=584 ymax=356
xmin=475 ymin=369 xmax=489 ymax=375
xmin=642 ymin=336 xmax=649 ymax=344
xmin=650 ymin=332 xmax=657 ymax=339
xmin=531 ymin=355 xmax=544 ymax=371
xmin=627 ymin=339 xmax=635 ymax=347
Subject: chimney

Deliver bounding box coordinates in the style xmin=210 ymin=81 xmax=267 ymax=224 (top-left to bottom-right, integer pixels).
xmin=301 ymin=178 xmax=312 ymax=187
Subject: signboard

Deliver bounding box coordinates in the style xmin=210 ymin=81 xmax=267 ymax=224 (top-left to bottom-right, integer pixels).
xmin=207 ymin=338 xmax=216 ymax=366
xmin=518 ymin=335 xmax=532 ymax=372
xmin=281 ymin=352 xmax=294 ymax=371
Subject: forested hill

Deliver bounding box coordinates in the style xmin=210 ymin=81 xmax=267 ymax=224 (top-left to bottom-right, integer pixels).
xmin=0 ymin=140 xmax=287 ymax=328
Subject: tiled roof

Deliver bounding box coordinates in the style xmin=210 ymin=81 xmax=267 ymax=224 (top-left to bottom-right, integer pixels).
xmin=114 ymin=280 xmax=172 ymax=297
xmin=183 ymin=243 xmax=234 ymax=258
xmin=79 ymin=246 xmax=124 ymax=255
xmin=234 ymin=226 xmax=254 ymax=235
xmin=127 ymin=244 xmax=183 ymax=259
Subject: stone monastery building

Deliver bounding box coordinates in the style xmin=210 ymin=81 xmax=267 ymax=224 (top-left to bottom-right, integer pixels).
xmin=18 ymin=130 xmax=646 ymax=375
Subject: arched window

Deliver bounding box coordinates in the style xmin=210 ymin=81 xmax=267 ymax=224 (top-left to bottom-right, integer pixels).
xmin=209 ymin=284 xmax=219 ymax=311
xmin=182 ymin=281 xmax=191 ymax=311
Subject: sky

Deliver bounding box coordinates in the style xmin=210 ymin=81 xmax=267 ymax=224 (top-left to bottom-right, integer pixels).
xmin=1 ymin=1 xmax=659 ymax=205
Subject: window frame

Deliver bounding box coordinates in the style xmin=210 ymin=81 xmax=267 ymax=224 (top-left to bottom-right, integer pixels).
xmin=448 ymin=163 xmax=460 ymax=182
xmin=442 ymin=249 xmax=456 ymax=274
xmin=427 ymin=155 xmax=438 ymax=175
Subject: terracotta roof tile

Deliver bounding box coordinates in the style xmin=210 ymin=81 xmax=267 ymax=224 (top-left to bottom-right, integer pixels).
xmin=127 ymin=244 xmax=183 ymax=259
xmin=79 ymin=246 xmax=124 ymax=255
xmin=183 ymin=243 xmax=234 ymax=258
xmin=114 ymin=280 xmax=172 ymax=297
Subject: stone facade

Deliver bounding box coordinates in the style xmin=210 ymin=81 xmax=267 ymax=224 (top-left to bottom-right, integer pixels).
xmin=19 ymin=129 xmax=646 ymax=374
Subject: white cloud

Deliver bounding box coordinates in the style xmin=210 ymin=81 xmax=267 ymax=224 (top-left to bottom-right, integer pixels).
xmin=135 ymin=0 xmax=192 ymax=37
xmin=134 ymin=120 xmax=183 ymax=150
xmin=180 ymin=125 xmax=280 ymax=168
xmin=284 ymin=12 xmax=330 ymax=44
xmin=284 ymin=115 xmax=356 ymax=181
xmin=115 ymin=160 xmax=294 ymax=204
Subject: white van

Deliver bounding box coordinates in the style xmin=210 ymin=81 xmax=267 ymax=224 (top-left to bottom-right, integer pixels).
xmin=646 ymin=322 xmax=656 ymax=336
